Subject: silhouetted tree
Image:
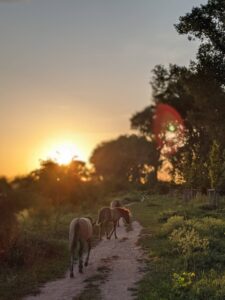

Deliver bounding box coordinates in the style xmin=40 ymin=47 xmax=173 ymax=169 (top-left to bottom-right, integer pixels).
xmin=175 ymin=0 xmax=225 ymax=85
xmin=90 ymin=135 xmax=159 ymax=187
xmin=131 ymin=0 xmax=225 ymax=188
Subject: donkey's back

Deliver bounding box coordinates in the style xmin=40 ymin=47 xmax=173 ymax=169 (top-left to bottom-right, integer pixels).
xmin=69 ymin=217 xmax=92 ymax=249
xmin=97 ymin=207 xmax=112 ymax=224
xmin=69 ymin=217 xmax=93 ymax=277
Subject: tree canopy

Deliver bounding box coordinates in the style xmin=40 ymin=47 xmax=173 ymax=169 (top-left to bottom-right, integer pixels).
xmin=130 ymin=0 xmax=225 ymax=190
xmin=90 ymin=135 xmax=160 ymax=186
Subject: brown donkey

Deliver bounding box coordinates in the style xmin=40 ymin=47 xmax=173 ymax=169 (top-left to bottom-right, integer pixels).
xmin=110 ymin=199 xmax=122 ymax=208
xmin=110 ymin=199 xmax=122 ymax=226
xmin=69 ymin=217 xmax=94 ymax=277
xmin=97 ymin=207 xmax=130 ymax=240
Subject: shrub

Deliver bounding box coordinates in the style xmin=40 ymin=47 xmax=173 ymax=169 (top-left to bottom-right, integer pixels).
xmin=158 ymin=210 xmax=181 ymax=223
xmin=169 ymin=227 xmax=209 ymax=257
xmin=160 ymin=216 xmax=185 ymax=236
xmin=172 ymin=271 xmax=195 ymax=298
xmin=0 ymin=203 xmax=19 ymax=261
xmin=186 ymin=217 xmax=225 ymax=237
xmin=192 ymin=271 xmax=225 ymax=300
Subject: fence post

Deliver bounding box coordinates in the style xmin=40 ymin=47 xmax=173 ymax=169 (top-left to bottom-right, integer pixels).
xmin=207 ymin=188 xmax=219 ymax=208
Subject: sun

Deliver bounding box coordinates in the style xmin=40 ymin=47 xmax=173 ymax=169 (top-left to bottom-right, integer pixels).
xmin=45 ymin=141 xmax=82 ymax=165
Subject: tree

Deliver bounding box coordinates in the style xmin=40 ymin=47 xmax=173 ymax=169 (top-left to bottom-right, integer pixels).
xmin=30 ymin=159 xmax=89 ymax=206
xmin=130 ymin=106 xmax=162 ymax=183
xmin=175 ymin=0 xmax=225 ymax=85
xmin=130 ymin=0 xmax=225 ymax=187
xmin=0 ymin=178 xmax=19 ymax=257
xmin=131 ymin=57 xmax=225 ymax=187
xmin=90 ymin=135 xmax=158 ymax=187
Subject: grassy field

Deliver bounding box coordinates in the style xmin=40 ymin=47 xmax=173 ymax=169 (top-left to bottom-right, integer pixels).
xmin=132 ymin=194 xmax=225 ymax=300
xmin=2 ymin=191 xmax=225 ymax=300
xmin=0 ymin=204 xmax=101 ymax=300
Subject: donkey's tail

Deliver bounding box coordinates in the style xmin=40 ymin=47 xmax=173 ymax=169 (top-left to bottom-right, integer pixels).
xmin=96 ymin=210 xmax=102 ymax=225
xmin=69 ymin=219 xmax=80 ymax=251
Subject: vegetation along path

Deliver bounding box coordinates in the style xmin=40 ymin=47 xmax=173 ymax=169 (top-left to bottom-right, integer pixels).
xmin=24 ymin=221 xmax=144 ymax=300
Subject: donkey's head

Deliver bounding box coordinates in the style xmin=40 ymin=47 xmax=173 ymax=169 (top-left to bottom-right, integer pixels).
xmin=85 ymin=216 xmax=96 ymax=227
xmin=119 ymin=207 xmax=131 ymax=224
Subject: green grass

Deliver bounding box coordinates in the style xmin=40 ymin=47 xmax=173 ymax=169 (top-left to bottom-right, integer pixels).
xmin=0 ymin=206 xmax=101 ymax=300
xmin=2 ymin=191 xmax=225 ymax=300
xmin=132 ymin=194 xmax=225 ymax=300
xmin=0 ymin=240 xmax=68 ymax=300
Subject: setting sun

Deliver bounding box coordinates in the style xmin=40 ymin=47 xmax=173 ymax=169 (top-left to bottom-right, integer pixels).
xmin=43 ymin=141 xmax=83 ymax=165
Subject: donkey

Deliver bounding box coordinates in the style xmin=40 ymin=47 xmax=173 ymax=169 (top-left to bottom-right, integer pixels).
xmin=110 ymin=200 xmax=122 ymax=226
xmin=97 ymin=207 xmax=130 ymax=240
xmin=69 ymin=217 xmax=94 ymax=278
xmin=110 ymin=199 xmax=122 ymax=208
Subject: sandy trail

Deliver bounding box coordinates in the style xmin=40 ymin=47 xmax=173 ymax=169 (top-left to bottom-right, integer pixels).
xmin=24 ymin=221 xmax=143 ymax=300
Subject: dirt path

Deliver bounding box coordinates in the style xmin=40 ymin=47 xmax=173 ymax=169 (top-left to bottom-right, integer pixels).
xmin=24 ymin=221 xmax=144 ymax=300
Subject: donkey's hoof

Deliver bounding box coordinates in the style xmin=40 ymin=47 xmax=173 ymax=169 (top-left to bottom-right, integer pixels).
xmin=84 ymin=262 xmax=88 ymax=267
xmin=70 ymin=273 xmax=74 ymax=278
xmin=107 ymin=236 xmax=110 ymax=240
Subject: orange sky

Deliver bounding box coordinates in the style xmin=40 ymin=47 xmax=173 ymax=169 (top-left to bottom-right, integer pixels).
xmin=0 ymin=0 xmax=206 ymax=177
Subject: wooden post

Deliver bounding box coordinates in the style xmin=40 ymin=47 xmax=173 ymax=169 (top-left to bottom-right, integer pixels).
xmin=207 ymin=188 xmax=219 ymax=208
xmin=183 ymin=188 xmax=198 ymax=202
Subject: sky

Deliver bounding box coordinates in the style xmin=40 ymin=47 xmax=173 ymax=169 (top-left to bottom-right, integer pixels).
xmin=0 ymin=0 xmax=207 ymax=177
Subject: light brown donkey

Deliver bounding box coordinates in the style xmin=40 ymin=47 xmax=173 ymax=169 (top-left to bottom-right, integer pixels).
xmin=69 ymin=217 xmax=94 ymax=278
xmin=110 ymin=199 xmax=122 ymax=208
xmin=97 ymin=207 xmax=130 ymax=240
xmin=110 ymin=200 xmax=122 ymax=226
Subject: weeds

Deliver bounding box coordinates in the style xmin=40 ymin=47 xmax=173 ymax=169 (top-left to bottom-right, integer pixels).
xmin=132 ymin=194 xmax=225 ymax=300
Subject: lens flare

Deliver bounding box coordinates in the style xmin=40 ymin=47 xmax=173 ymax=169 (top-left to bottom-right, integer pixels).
xmin=153 ymin=103 xmax=185 ymax=156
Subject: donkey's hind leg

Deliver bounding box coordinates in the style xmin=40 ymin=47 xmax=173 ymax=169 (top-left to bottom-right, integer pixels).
xmin=108 ymin=222 xmax=117 ymax=240
xmin=114 ymin=223 xmax=118 ymax=239
xmin=85 ymin=239 xmax=91 ymax=267
xmin=99 ymin=223 xmax=103 ymax=240
xmin=105 ymin=221 xmax=110 ymax=239
xmin=70 ymin=251 xmax=74 ymax=278
xmin=78 ymin=241 xmax=84 ymax=273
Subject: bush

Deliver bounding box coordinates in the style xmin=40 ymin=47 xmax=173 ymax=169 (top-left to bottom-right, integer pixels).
xmin=192 ymin=271 xmax=225 ymax=300
xmin=0 ymin=205 xmax=19 ymax=261
xmin=3 ymin=229 xmax=67 ymax=268
xmin=160 ymin=216 xmax=185 ymax=236
xmin=186 ymin=217 xmax=225 ymax=237
xmin=172 ymin=271 xmax=196 ymax=299
xmin=158 ymin=210 xmax=181 ymax=223
xmin=169 ymin=227 xmax=209 ymax=257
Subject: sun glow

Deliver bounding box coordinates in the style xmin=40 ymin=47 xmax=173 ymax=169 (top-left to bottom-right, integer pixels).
xmin=43 ymin=141 xmax=83 ymax=165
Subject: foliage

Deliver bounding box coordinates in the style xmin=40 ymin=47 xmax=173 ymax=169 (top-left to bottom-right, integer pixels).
xmin=186 ymin=216 xmax=225 ymax=237
xmin=172 ymin=271 xmax=195 ymax=298
xmin=90 ymin=135 xmax=158 ymax=186
xmin=0 ymin=209 xmax=70 ymax=300
xmin=0 ymin=191 xmax=102 ymax=300
xmin=132 ymin=193 xmax=225 ymax=300
xmin=192 ymin=271 xmax=225 ymax=300
xmin=130 ymin=0 xmax=225 ymax=189
xmin=175 ymin=0 xmax=225 ymax=86
xmin=160 ymin=215 xmax=185 ymax=236
xmin=169 ymin=227 xmax=209 ymax=256
xmin=209 ymin=141 xmax=225 ymax=189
